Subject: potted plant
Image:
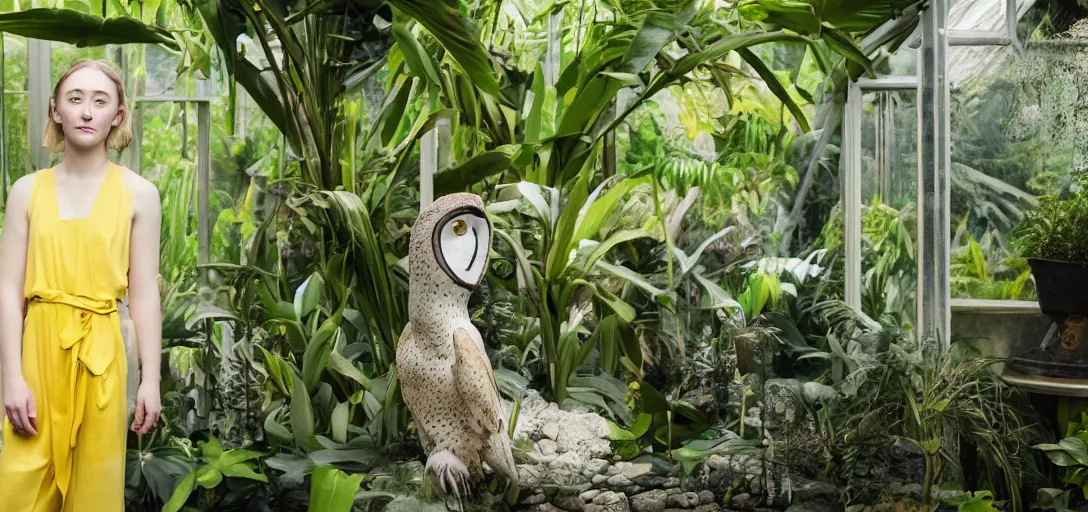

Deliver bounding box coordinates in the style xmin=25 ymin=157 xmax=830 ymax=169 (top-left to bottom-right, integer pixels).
xmin=1012 ymin=176 xmax=1088 ymax=317
xmin=1008 ymin=176 xmax=1088 ymax=378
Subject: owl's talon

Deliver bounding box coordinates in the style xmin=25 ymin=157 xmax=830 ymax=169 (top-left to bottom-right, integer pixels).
xmin=426 ymin=450 xmax=470 ymax=498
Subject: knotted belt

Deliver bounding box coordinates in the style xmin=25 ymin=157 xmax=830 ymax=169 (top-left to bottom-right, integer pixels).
xmin=27 ymin=290 xmax=123 ymax=499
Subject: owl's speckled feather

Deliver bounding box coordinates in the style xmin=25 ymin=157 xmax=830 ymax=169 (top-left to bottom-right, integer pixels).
xmin=396 ymin=193 xmax=517 ymax=490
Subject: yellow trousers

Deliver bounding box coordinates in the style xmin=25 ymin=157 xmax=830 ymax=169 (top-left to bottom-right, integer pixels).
xmin=0 ymin=293 xmax=128 ymax=511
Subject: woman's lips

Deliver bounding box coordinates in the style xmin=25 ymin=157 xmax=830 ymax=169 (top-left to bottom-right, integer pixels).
xmin=77 ymin=127 xmax=94 ymax=133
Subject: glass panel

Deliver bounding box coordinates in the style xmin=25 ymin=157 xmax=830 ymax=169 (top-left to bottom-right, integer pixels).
xmin=949 ymin=44 xmax=1057 ymax=301
xmin=3 ymin=34 xmax=28 ymax=92
xmin=4 ymin=92 xmax=31 ymax=181
xmin=859 ymin=90 xmax=918 ymax=331
xmin=949 ymin=0 xmax=1007 ymax=31
xmin=884 ymin=47 xmax=918 ymax=77
xmin=51 ymin=43 xmax=107 ymax=85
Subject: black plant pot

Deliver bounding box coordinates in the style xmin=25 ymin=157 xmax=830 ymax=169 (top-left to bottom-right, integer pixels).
xmin=1027 ymin=258 xmax=1088 ymax=317
xmin=1009 ymin=259 xmax=1088 ymax=378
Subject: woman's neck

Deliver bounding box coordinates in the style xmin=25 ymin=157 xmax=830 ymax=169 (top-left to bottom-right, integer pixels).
xmin=56 ymin=149 xmax=109 ymax=177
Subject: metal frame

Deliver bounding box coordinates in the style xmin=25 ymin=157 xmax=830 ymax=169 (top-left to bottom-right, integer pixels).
xmin=133 ymin=96 xmax=213 ymax=284
xmin=845 ymin=0 xmax=1023 ymax=348
xmin=844 ymin=76 xmax=918 ymax=311
xmin=917 ymin=0 xmax=952 ymax=348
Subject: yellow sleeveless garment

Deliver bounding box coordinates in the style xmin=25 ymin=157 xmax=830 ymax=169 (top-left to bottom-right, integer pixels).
xmin=0 ymin=162 xmax=131 ymax=511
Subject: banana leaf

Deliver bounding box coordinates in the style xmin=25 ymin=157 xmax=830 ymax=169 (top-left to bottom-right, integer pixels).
xmin=380 ymin=0 xmax=500 ymax=96
xmin=0 ymin=8 xmax=177 ymax=48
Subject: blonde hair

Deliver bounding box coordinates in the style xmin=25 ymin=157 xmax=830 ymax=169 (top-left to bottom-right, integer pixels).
xmin=43 ymin=59 xmax=132 ymax=153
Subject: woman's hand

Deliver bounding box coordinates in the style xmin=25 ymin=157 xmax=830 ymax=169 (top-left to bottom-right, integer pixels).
xmin=130 ymin=379 xmax=161 ymax=435
xmin=4 ymin=376 xmax=37 ymax=436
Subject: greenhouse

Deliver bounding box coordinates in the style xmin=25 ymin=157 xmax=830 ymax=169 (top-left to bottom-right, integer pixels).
xmin=2 ymin=0 xmax=1088 ymax=510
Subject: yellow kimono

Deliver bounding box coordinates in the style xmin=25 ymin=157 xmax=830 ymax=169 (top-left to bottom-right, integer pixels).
xmin=0 ymin=162 xmax=131 ymax=511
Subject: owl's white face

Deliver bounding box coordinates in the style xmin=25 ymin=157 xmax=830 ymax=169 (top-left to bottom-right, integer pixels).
xmin=432 ymin=207 xmax=491 ymax=289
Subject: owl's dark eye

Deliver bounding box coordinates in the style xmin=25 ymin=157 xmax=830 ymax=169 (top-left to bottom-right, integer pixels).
xmin=452 ymin=219 xmax=468 ymax=236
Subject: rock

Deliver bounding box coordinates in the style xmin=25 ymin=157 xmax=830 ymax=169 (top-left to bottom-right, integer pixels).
xmin=592 ymin=474 xmax=609 ymax=485
xmin=698 ymin=490 xmax=715 ymax=505
xmin=544 ymin=422 xmax=561 ymax=441
xmin=520 ymin=464 xmax=545 ymax=486
xmin=665 ymin=488 xmax=681 ymax=496
xmin=551 ymin=452 xmax=585 ymax=471
xmin=607 ymin=474 xmax=630 ymax=487
xmin=664 ymin=477 xmax=681 ymax=489
xmin=630 ymin=475 xmax=670 ymax=489
xmin=595 ymin=491 xmax=626 ymax=505
xmin=694 ymin=505 xmax=722 ymax=512
xmin=582 ymin=489 xmax=602 ymax=501
xmin=629 ymin=489 xmax=669 ymax=512
xmin=532 ymin=452 xmax=559 ymax=464
xmin=584 ymin=459 xmax=609 ymax=476
xmin=790 ymin=477 xmax=839 ymax=503
xmin=553 ymin=495 xmax=586 ymax=511
xmin=540 ymin=439 xmax=559 ymax=456
xmin=730 ymin=493 xmax=759 ymax=510
xmin=623 ymin=463 xmax=654 ymax=479
xmin=528 ymin=504 xmax=565 ymax=512
xmin=706 ymin=455 xmax=729 ymax=472
xmin=614 ymin=462 xmax=633 ymax=472
xmin=666 ymin=492 xmax=700 ymax=508
xmin=522 ymin=493 xmax=548 ymax=505
xmin=585 ymin=492 xmax=631 ymax=512
xmin=513 ymin=390 xmax=612 ymax=461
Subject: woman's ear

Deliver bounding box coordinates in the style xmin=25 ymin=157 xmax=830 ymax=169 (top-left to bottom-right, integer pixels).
xmin=50 ymin=98 xmax=60 ymax=125
xmin=112 ymin=105 xmax=124 ymax=127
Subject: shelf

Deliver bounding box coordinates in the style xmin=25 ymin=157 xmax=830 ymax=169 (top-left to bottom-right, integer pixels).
xmin=950 ymin=299 xmax=1042 ymax=314
xmin=1001 ymin=369 xmax=1088 ymax=397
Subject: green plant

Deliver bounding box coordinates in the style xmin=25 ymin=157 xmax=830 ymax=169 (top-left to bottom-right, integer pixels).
xmin=1013 ymin=175 xmax=1088 ymax=263
xmin=942 ymin=490 xmax=1000 ymax=512
xmin=1033 ymin=412 xmax=1088 ymax=503
xmin=812 ymin=302 xmax=1044 ymax=510
xmin=162 ymin=437 xmax=268 ymax=512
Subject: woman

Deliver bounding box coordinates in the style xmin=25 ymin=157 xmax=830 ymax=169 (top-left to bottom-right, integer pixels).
xmin=0 ymin=58 xmax=163 ymax=510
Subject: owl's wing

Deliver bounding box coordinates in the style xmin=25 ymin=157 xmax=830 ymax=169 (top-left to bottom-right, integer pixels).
xmin=452 ymin=328 xmax=505 ymax=437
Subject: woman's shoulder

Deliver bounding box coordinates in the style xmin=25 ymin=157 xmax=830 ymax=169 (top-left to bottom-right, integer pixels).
xmin=117 ymin=164 xmax=156 ymax=195
xmin=10 ymin=169 xmax=47 ymax=197
xmin=116 ymin=164 xmax=160 ymax=209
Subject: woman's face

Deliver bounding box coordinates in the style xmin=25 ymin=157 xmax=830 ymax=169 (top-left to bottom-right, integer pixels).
xmin=50 ymin=67 xmax=124 ymax=151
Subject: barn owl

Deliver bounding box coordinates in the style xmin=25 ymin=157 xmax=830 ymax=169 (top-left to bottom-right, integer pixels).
xmin=396 ymin=193 xmax=517 ymax=497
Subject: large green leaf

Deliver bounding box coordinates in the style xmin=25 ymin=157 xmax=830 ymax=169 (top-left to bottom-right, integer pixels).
xmin=292 ymin=371 xmax=316 ymax=449
xmin=618 ymin=5 xmax=699 ymax=74
xmin=307 ymin=466 xmax=367 ymax=512
xmin=194 ymin=1 xmax=290 ymax=139
xmin=0 ymin=8 xmax=177 ymax=48
xmin=303 ymin=313 xmax=343 ymax=393
xmin=381 ymin=0 xmax=500 ymax=96
xmin=738 ymin=0 xmax=919 ymax=34
xmin=737 ymin=48 xmax=810 ymax=132
xmin=434 ymin=145 xmax=518 ymax=196
xmin=294 ymin=272 xmax=326 ymax=320
xmin=393 ymin=22 xmax=441 ymax=88
xmin=162 ymin=469 xmax=197 ymax=512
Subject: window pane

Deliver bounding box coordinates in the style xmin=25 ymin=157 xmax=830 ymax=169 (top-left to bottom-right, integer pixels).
xmin=949 ymin=45 xmax=1053 ymax=301
xmin=860 ymin=90 xmax=919 ymax=330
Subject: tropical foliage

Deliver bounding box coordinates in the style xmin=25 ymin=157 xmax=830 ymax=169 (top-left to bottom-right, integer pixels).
xmin=0 ymin=0 xmax=1079 ymax=511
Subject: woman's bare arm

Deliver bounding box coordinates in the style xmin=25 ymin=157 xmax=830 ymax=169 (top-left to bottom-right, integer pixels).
xmin=1 ymin=174 xmax=36 ymax=435
xmin=127 ymin=177 xmax=162 ymax=434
